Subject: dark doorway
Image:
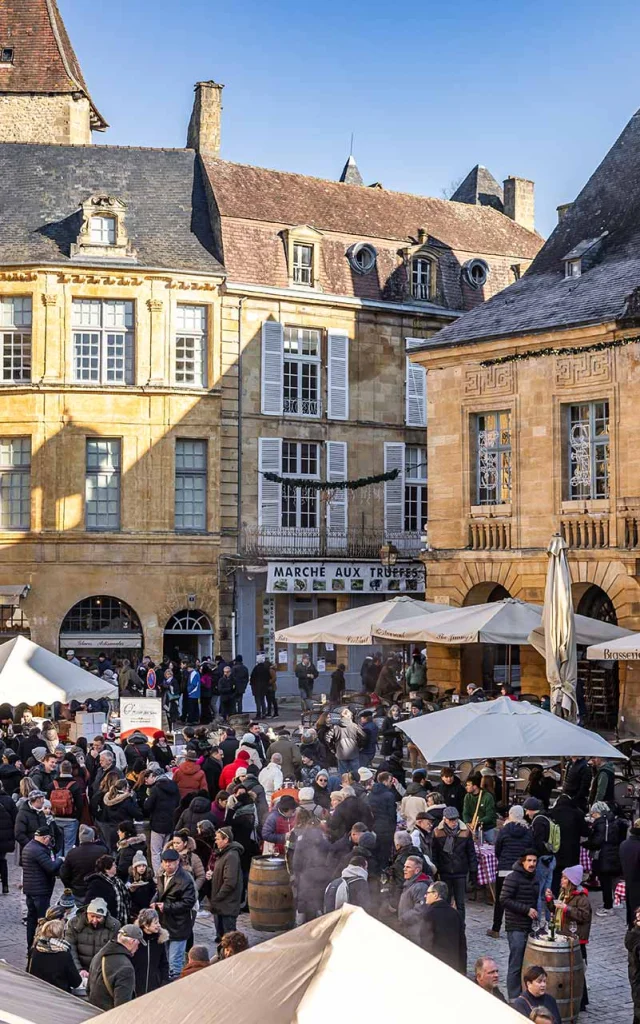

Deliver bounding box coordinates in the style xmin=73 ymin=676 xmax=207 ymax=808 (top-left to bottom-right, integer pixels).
xmin=576 ymin=584 xmax=619 ymax=728
xmin=461 ymin=582 xmax=521 ymax=693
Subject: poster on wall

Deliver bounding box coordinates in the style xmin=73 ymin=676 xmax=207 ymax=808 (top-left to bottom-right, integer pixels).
xmin=120 ymin=697 xmax=162 ymax=739
xmin=267 ymin=561 xmax=425 ymax=595
xmin=262 ymin=596 xmax=276 ymax=662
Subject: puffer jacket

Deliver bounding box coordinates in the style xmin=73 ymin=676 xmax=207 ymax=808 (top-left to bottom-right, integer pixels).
xmin=587 ymin=812 xmax=625 ymax=874
xmin=14 ymin=803 xmax=46 ymax=848
xmin=66 ymin=909 xmax=120 ymax=971
xmin=59 ymin=840 xmax=108 ymax=899
xmin=175 ymin=795 xmax=213 ymax=835
xmin=500 ymin=860 xmax=539 ymax=932
xmin=143 ymin=776 xmax=180 ymax=835
xmin=0 ymin=792 xmax=16 ymax=854
xmin=210 ymin=840 xmax=244 ymax=917
xmin=0 ymin=762 xmax=23 ymax=797
xmin=22 ymin=838 xmax=63 ymax=895
xmin=495 ymin=821 xmax=531 ymax=872
xmin=173 ymin=760 xmax=206 ymax=799
xmin=115 ymin=832 xmax=148 ymax=881
xmin=131 ymin=927 xmax=169 ymax=995
xmin=326 ymin=719 xmax=365 ymax=761
xmin=432 ymin=820 xmax=478 ymax=879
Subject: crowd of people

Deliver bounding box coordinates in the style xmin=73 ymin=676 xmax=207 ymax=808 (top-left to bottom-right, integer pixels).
xmin=0 ymin=658 xmax=637 ymax=1018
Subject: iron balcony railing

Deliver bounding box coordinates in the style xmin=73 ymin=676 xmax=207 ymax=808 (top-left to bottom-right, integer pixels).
xmin=240 ymin=527 xmax=423 ymax=559
xmin=283 ymin=396 xmax=322 ymax=417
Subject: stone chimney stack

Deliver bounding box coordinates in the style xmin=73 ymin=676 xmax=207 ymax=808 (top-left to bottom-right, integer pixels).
xmin=503 ymin=176 xmax=535 ymax=233
xmin=556 ymin=202 xmax=573 ymax=222
xmin=187 ymin=81 xmax=224 ymax=157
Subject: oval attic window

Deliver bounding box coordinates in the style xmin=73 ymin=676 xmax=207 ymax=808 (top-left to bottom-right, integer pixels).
xmin=463 ymin=258 xmax=490 ymax=289
xmin=347 ymin=242 xmax=377 ymax=275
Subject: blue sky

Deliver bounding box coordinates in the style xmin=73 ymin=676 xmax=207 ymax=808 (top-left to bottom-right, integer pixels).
xmin=63 ymin=0 xmax=640 ymax=238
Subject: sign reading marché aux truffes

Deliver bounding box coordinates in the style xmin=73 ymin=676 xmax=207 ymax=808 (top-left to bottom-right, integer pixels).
xmin=266 ymin=561 xmax=425 ymax=595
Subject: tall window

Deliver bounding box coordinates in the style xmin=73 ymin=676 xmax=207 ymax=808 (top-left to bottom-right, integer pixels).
xmin=476 ymin=411 xmax=512 ymax=504
xmin=281 ymin=442 xmax=319 ymax=528
xmin=568 ymin=401 xmax=609 ymax=499
xmin=283 ymin=327 xmax=320 ymax=416
xmin=0 ymin=437 xmax=31 ymax=530
xmin=175 ymin=305 xmax=207 ymax=387
xmin=411 ymin=258 xmax=432 ymax=300
xmin=175 ymin=439 xmax=207 ymax=532
xmin=90 ymin=216 xmax=116 ymax=245
xmin=292 ymin=243 xmax=313 ymax=286
xmin=1 ymin=297 xmax=31 ymax=382
xmin=72 ymin=299 xmax=134 ymax=384
xmin=86 ymin=439 xmax=121 ymax=531
xmin=404 ymin=445 xmax=427 ymax=532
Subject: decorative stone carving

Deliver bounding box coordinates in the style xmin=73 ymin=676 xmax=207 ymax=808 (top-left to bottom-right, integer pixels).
xmin=147 ymin=299 xmax=163 ymax=313
xmin=555 ymin=351 xmax=612 ymax=387
xmin=41 ymin=294 xmax=58 ymax=306
xmin=70 ymin=194 xmax=137 ymax=261
xmin=464 ymin=364 xmax=515 ymax=397
xmin=0 ymin=271 xmax=38 ymax=282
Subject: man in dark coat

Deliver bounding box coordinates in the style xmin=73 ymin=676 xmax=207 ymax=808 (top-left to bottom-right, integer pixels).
xmin=620 ymin=820 xmax=640 ymax=928
xmin=250 ymin=659 xmax=271 ymax=719
xmin=328 ymin=791 xmax=373 ymax=842
xmin=437 ymin=767 xmax=466 ymax=815
xmin=420 ymin=880 xmax=466 ymax=972
xmin=291 ymin=821 xmax=334 ymax=922
xmin=66 ymin=898 xmax=120 ymax=972
xmin=153 ymin=848 xmax=197 ymax=980
xmin=232 ymin=656 xmax=250 ymax=714
xmin=87 ymin=925 xmax=142 ymax=1010
xmin=365 ymin=773 xmax=397 ymax=868
xmin=549 ymin=795 xmax=586 ymax=893
xmin=220 ymin=728 xmax=239 ymax=765
xmin=431 ymin=807 xmax=478 ymax=923
xmin=500 ymin=850 xmax=539 ymax=1000
xmin=563 ymin=757 xmax=591 ymax=813
xmin=14 ymin=790 xmax=46 ymax=850
xmin=209 ymin=827 xmax=244 ymax=941
xmin=59 ymin=824 xmax=108 ymax=903
xmin=0 ymin=782 xmax=16 ymax=892
xmin=143 ymin=767 xmax=181 ymax=873
xmin=358 ymin=711 xmax=379 ymax=768
xmin=22 ymin=828 xmax=63 ymax=947
xmin=398 ymin=855 xmax=432 ymax=944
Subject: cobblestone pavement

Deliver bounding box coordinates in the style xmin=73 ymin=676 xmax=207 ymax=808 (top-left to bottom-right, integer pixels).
xmin=0 ymin=857 xmax=631 ymax=1022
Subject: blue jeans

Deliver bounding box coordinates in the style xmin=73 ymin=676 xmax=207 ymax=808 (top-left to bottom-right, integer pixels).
xmin=56 ymin=818 xmax=79 ymax=855
xmin=507 ymin=929 xmax=529 ymax=1000
xmin=299 ymin=688 xmax=313 ymax=712
xmin=535 ymin=855 xmax=555 ymax=920
xmin=338 ymin=757 xmax=360 ymax=777
xmin=168 ymin=939 xmax=187 ymax=980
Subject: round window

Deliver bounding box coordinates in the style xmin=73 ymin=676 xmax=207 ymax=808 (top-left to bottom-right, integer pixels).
xmin=463 ymin=258 xmax=490 ymax=289
xmin=347 ymin=242 xmax=377 ymax=275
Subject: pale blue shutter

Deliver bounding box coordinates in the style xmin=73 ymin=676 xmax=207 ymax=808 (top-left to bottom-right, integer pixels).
xmin=406 ymin=357 xmax=427 ymax=427
xmin=326 ymin=441 xmax=348 ymax=550
xmin=258 ymin=437 xmax=282 ymax=528
xmin=384 ymin=442 xmax=405 ymax=537
xmin=327 ymin=330 xmax=349 ymax=420
xmin=261 ymin=321 xmax=284 ymax=415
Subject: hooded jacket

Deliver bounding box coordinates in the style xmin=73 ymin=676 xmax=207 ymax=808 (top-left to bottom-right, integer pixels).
xmin=366 ymin=782 xmax=397 ymax=840
xmin=500 ymin=860 xmax=539 ymax=932
xmin=176 ymin=795 xmax=215 ymax=835
xmin=173 ymin=759 xmax=207 ymax=800
xmin=210 ymin=840 xmax=244 ymax=916
xmin=87 ymin=938 xmax=136 ymax=1010
xmin=156 ymin=864 xmax=197 ymax=941
xmin=131 ymin=927 xmax=169 ymax=995
xmin=587 ymin=812 xmax=625 ymax=874
xmin=259 ymin=762 xmax=284 ymax=802
xmin=324 ymin=863 xmax=370 ymax=913
xmin=0 ymin=762 xmax=23 ymax=797
xmin=66 ymin=909 xmax=120 ymax=971
xmin=143 ymin=776 xmax=181 ymax=835
xmin=101 ymin=788 xmax=141 ymax=826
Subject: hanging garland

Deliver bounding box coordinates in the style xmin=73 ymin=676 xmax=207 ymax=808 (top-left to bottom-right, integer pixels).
xmin=480 ymin=333 xmax=640 ymax=368
xmin=262 ymin=468 xmax=399 ymax=491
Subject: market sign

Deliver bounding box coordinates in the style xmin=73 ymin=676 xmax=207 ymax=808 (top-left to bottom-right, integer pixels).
xmin=266 ymin=561 xmax=425 ymax=595
xmin=120 ymin=697 xmax=162 ymax=739
xmin=60 ymin=633 xmax=143 ymax=649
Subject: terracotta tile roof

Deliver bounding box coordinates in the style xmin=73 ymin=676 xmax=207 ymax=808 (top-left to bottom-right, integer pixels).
xmin=203 ymin=157 xmax=541 ymax=257
xmin=0 ymin=0 xmax=107 ymax=129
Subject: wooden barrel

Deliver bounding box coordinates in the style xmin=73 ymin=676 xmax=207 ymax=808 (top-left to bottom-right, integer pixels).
xmin=522 ymin=936 xmax=584 ymax=1023
xmin=248 ymin=856 xmax=295 ymax=932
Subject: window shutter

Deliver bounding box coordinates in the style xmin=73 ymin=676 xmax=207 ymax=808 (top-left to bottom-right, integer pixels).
xmin=384 ymin=442 xmax=405 ymax=537
xmin=327 ymin=330 xmax=349 ymax=420
xmin=258 ymin=437 xmax=282 ymax=528
xmin=326 ymin=441 xmax=348 ymax=548
xmin=261 ymin=321 xmax=284 ymax=415
xmin=406 ymin=357 xmax=427 ymax=427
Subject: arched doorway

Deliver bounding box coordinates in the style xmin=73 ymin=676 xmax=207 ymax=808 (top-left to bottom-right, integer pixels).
xmin=59 ymin=596 xmax=143 ymax=666
xmin=461 ymin=582 xmax=520 ymax=693
xmin=574 ymin=583 xmax=619 ymax=727
xmin=163 ymin=609 xmax=213 ymax=663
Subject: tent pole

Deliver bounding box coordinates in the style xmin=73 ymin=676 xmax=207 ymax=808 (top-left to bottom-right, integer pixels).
xmin=502 ymin=758 xmax=507 ymax=810
xmin=507 ymin=645 xmax=512 ymax=687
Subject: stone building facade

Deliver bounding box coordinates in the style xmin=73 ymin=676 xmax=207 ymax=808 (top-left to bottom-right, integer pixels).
xmin=410 ymin=105 xmax=640 ymax=733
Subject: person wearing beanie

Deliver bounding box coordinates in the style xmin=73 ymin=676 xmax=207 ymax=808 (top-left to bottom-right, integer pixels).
xmin=431 ymin=806 xmax=478 ymax=924
xmin=586 ymin=801 xmax=625 ymax=917
xmin=15 ymin=790 xmax=47 ymax=851
xmin=297 ymin=786 xmax=325 ymax=821
xmin=115 ymin=821 xmax=148 ymax=881
xmin=127 ymin=850 xmax=156 ymax=919
xmin=523 ymin=797 xmax=556 ymax=923
xmin=59 ymin=825 xmax=108 ymax=904
xmin=488 ymin=805 xmax=531 ymax=938
xmin=219 ymin=748 xmax=252 ymax=790
xmin=238 ymin=733 xmax=262 ymax=770
xmin=263 ymin=795 xmax=298 ymax=856
xmin=173 ymin=750 xmax=207 ymax=801
xmin=65 ymin=897 xmax=120 ymax=973
xmin=155 ymin=846 xmax=197 ymax=979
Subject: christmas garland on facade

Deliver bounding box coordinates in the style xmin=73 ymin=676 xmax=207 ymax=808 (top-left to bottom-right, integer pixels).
xmin=262 ymin=468 xmax=399 ymax=491
xmin=480 ymin=333 xmax=640 ymax=368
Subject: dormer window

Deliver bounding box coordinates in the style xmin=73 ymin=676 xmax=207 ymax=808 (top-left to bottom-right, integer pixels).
xmin=90 ymin=216 xmax=116 ymax=245
xmin=283 ymin=226 xmax=323 ymax=290
xmin=565 ymin=258 xmax=582 ymax=279
xmin=0 ymin=48 xmax=14 ymax=65
xmin=293 ymin=244 xmax=313 ymax=285
xmin=412 ymin=257 xmax=432 ymax=300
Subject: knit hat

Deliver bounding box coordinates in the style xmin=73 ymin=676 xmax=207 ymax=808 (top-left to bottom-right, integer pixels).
xmin=28 ymin=790 xmax=45 ymax=804
xmin=562 ymin=864 xmax=583 ymax=887
xmin=87 ymin=898 xmax=108 ymax=916
xmin=523 ymin=797 xmax=542 ymax=811
xmin=237 ymin=750 xmax=251 ymax=762
xmin=298 ymin=787 xmax=315 ymax=802
xmin=443 ymin=806 xmax=460 ymax=820
xmin=235 ymin=767 xmax=248 ymax=779
xmin=357 ymin=831 xmax=377 ymax=851
xmin=315 ymin=769 xmax=328 ymax=781
xmin=241 ymin=733 xmax=256 ymax=745
xmin=185 ymin=749 xmax=199 ymax=761
xmin=358 ymin=767 xmax=374 ymax=781
xmin=591 ymin=801 xmax=610 ymax=815
xmin=508 ymin=805 xmax=525 ymax=821
xmin=78 ymin=825 xmax=95 ymax=843
xmin=57 ymin=888 xmax=76 ymax=909
xmin=132 ymin=850 xmax=148 ymax=868
xmin=32 ymin=747 xmax=47 ymax=764
xmin=216 ymin=826 xmax=233 ymax=841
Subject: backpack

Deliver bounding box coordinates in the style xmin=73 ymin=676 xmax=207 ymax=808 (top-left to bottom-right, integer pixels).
xmin=323 ymin=876 xmax=358 ymax=913
xmin=50 ymin=780 xmax=74 ymax=818
xmin=538 ymin=814 xmax=561 ymax=855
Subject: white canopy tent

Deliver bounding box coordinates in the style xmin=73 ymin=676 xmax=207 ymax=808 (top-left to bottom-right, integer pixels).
xmin=586 ymin=632 xmax=640 ymax=661
xmin=274 ymin=594 xmax=446 ymax=645
xmin=397 ymin=695 xmax=626 ymax=762
xmin=0 ymin=961 xmax=99 ymax=1024
xmin=0 ymin=635 xmax=117 ymax=706
xmin=96 ymin=904 xmax=522 ymax=1024
xmin=374 ymin=597 xmax=631 ymax=647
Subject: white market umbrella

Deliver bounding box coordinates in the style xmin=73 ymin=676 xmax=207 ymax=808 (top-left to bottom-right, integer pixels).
xmin=397 ymin=695 xmax=626 ymax=761
xmin=586 ymin=632 xmax=640 ymax=661
xmin=0 ymin=635 xmax=117 ymax=706
xmin=274 ymin=595 xmax=445 ymax=645
xmin=95 ymin=904 xmax=523 ymax=1024
xmin=543 ymin=534 xmax=578 ymax=721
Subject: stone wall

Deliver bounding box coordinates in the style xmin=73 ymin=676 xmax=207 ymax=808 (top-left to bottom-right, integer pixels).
xmin=0 ymin=94 xmax=91 ymax=144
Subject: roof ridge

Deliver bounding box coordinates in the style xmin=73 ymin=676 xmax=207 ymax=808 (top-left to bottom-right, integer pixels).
xmin=0 ymin=141 xmax=194 ymax=154
xmin=44 ymin=0 xmax=81 ymax=91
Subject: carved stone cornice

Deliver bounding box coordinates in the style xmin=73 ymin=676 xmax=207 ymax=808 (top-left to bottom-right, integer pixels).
xmin=0 ymin=270 xmax=38 ymax=282
xmin=57 ymin=273 xmax=144 ymax=286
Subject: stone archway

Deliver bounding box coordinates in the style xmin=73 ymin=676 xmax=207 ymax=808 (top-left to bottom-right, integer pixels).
xmin=573 ymin=582 xmax=619 ymax=727
xmin=461 ymin=582 xmax=518 ymax=693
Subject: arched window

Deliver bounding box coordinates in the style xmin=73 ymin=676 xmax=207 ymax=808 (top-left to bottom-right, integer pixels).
xmin=164 ymin=610 xmax=213 ymax=633
xmin=163 ymin=609 xmax=213 ymax=661
xmin=61 ymin=596 xmax=142 ymax=635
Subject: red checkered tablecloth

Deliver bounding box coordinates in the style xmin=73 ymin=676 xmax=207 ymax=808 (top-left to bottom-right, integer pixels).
xmin=615 ymin=880 xmax=626 ymax=907
xmin=580 ymin=847 xmax=592 ymax=874
xmin=476 ymin=843 xmax=498 ymax=886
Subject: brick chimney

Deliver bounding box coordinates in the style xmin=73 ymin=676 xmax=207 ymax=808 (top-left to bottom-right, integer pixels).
xmin=187 ymin=81 xmax=224 ymax=157
xmin=503 ymin=176 xmax=535 ymax=233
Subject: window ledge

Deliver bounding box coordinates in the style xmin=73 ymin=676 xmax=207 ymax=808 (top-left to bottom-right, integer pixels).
xmin=560 ymin=500 xmax=610 ymax=514
xmin=470 ymin=504 xmax=512 ymax=518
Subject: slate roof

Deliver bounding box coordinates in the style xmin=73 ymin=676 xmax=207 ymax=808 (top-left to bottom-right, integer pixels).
xmin=416 ymin=109 xmax=640 ymax=350
xmin=451 ymin=165 xmax=504 ymax=212
xmin=203 ymin=158 xmax=541 ymax=255
xmin=0 ymin=0 xmax=107 ymax=129
xmin=339 ymin=154 xmax=364 ymax=185
xmin=0 ymin=143 xmax=223 ymax=275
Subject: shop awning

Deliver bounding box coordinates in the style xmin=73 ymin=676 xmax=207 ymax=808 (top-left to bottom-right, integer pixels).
xmin=0 ymin=584 xmax=30 ymax=607
xmin=585 ymin=632 xmax=640 ymax=660
xmin=274 ymin=595 xmax=446 ymax=645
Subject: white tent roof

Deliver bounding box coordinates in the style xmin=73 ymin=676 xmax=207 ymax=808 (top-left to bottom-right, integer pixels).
xmin=274 ymin=595 xmax=446 ymax=645
xmin=397 ymin=695 xmax=626 ymax=761
xmin=586 ymin=632 xmax=640 ymax=660
xmin=0 ymin=636 xmax=117 ymax=706
xmin=375 ymin=597 xmax=631 ymax=647
xmin=96 ymin=905 xmax=522 ymax=1024
xmin=0 ymin=961 xmax=99 ymax=1024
